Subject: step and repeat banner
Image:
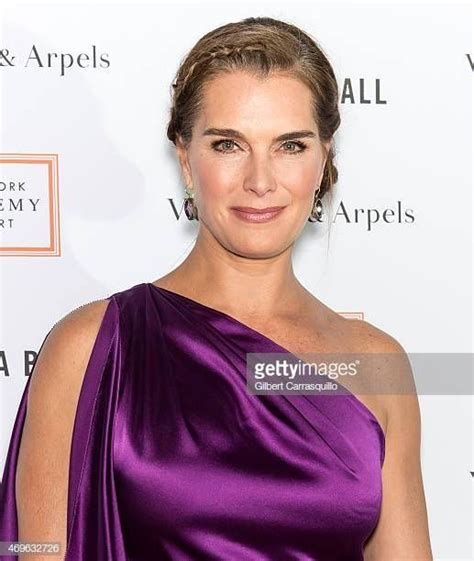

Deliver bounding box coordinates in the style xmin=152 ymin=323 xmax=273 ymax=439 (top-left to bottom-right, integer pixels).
xmin=0 ymin=1 xmax=472 ymax=559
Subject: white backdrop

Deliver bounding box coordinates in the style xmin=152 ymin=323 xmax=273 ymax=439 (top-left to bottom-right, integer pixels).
xmin=1 ymin=1 xmax=472 ymax=559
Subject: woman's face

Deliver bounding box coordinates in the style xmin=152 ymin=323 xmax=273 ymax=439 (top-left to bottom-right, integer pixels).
xmin=176 ymin=70 xmax=331 ymax=258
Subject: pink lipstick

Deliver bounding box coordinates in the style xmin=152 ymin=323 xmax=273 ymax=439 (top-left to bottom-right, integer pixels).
xmin=230 ymin=206 xmax=286 ymax=223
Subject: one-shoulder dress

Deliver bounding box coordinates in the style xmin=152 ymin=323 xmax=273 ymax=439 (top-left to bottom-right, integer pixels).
xmin=0 ymin=282 xmax=385 ymax=560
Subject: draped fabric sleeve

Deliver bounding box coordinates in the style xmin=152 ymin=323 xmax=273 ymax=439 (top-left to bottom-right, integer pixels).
xmin=0 ymin=295 xmax=126 ymax=561
xmin=64 ymin=296 xmax=125 ymax=560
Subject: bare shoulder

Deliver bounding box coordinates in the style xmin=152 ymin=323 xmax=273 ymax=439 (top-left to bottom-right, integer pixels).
xmin=345 ymin=316 xmax=407 ymax=354
xmin=16 ymin=296 xmax=113 ymax=557
xmin=27 ymin=297 xmax=113 ymax=404
xmin=345 ymin=317 xmax=414 ymax=383
xmin=345 ymin=317 xmax=420 ymax=438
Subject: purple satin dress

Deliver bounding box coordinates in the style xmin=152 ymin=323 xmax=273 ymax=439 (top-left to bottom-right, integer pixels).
xmin=0 ymin=282 xmax=385 ymax=560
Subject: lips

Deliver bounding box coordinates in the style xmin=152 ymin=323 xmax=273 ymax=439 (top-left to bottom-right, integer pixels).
xmin=231 ymin=206 xmax=285 ymax=214
xmin=230 ymin=206 xmax=286 ymax=223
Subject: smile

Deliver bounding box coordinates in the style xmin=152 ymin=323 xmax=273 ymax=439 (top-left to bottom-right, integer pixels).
xmin=230 ymin=206 xmax=286 ymax=223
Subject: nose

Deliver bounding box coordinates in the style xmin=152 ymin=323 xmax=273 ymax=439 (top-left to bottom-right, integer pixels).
xmin=243 ymin=152 xmax=277 ymax=196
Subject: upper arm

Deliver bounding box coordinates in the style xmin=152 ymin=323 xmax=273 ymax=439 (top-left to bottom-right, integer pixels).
xmin=15 ymin=298 xmax=112 ymax=561
xmin=362 ymin=332 xmax=433 ymax=560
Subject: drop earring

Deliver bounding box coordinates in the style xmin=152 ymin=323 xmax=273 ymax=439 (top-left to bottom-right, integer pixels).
xmin=308 ymin=186 xmax=323 ymax=222
xmin=184 ymin=186 xmax=199 ymax=221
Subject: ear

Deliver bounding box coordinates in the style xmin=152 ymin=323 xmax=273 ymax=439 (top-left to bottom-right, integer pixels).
xmin=319 ymin=139 xmax=333 ymax=183
xmin=324 ymin=138 xmax=333 ymax=155
xmin=175 ymin=135 xmax=193 ymax=188
xmin=323 ymin=137 xmax=334 ymax=167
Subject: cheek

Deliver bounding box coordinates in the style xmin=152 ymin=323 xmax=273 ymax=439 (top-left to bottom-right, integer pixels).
xmin=281 ymin=161 xmax=319 ymax=199
xmin=193 ymin=157 xmax=234 ymax=202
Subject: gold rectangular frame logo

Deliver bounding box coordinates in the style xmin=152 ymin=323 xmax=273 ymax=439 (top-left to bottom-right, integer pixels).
xmin=0 ymin=153 xmax=60 ymax=256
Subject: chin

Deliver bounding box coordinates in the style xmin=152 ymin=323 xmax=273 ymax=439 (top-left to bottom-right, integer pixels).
xmin=225 ymin=239 xmax=289 ymax=259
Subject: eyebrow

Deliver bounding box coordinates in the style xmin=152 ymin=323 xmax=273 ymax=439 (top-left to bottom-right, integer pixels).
xmin=202 ymin=127 xmax=317 ymax=142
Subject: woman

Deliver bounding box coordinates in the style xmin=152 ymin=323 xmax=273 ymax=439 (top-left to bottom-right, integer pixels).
xmin=0 ymin=16 xmax=432 ymax=561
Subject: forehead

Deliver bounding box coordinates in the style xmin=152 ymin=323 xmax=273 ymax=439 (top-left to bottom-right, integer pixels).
xmin=195 ymin=71 xmax=316 ymax=133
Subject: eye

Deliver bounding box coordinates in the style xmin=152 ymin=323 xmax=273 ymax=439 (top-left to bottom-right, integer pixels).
xmin=281 ymin=140 xmax=308 ymax=154
xmin=211 ymin=139 xmax=239 ymax=153
xmin=211 ymin=138 xmax=308 ymax=155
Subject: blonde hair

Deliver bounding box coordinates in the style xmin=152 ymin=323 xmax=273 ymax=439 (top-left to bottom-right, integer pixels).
xmin=167 ymin=16 xmax=340 ymax=199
